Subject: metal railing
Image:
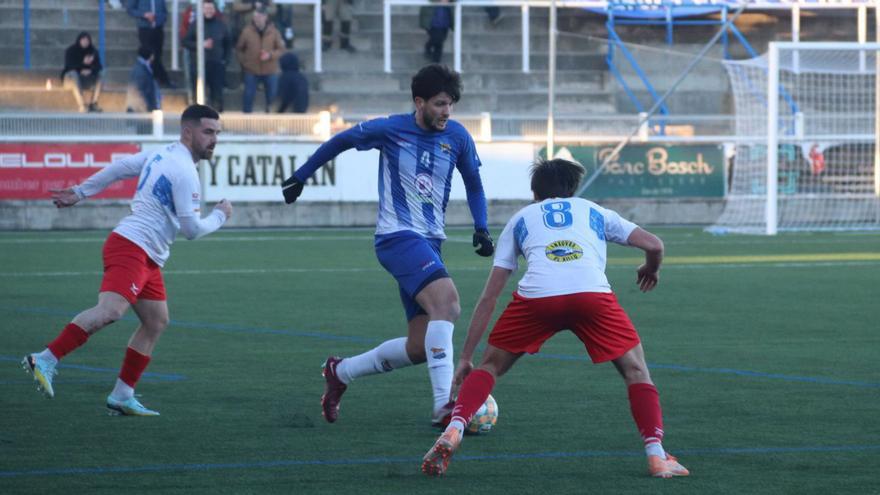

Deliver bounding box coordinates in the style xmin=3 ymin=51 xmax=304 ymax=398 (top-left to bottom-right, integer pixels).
xmin=344 ymin=113 xmax=492 ymax=142
xmin=382 ymin=0 xmax=877 ymax=74
xmin=0 ymin=111 xmax=753 ymax=143
xmin=0 ymin=111 xmax=332 ymax=142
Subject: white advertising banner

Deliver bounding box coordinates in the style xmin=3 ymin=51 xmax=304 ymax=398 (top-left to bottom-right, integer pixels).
xmin=178 ymin=142 xmax=536 ymax=202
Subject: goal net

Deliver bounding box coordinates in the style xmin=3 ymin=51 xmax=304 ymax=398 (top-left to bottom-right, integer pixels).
xmin=709 ymin=42 xmax=880 ymax=234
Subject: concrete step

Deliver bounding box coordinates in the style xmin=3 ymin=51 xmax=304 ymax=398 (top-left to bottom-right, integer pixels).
xmin=4 ymin=22 xmax=601 ymax=53
xmin=0 ymin=84 xmax=575 ymax=115
xmin=614 ymin=89 xmax=731 ymax=114
xmin=318 ymin=49 xmax=607 ymax=72
xmin=0 ymin=88 xmax=608 ymax=115
xmin=491 ymin=116 xmax=636 ymax=138
xmin=0 ymin=6 xmax=134 ymax=28
xmin=14 ymin=26 xmax=170 ymax=49
xmin=353 ymin=7 xmax=566 ymax=33
xmin=0 ymin=87 xmax=189 ymax=113
xmin=0 ymin=66 xmax=606 ymax=98
xmin=0 ymin=67 xmax=193 ymax=89
xmin=314 ymin=69 xmax=607 ymax=92
xmin=0 ymin=0 xmax=101 ymax=6
xmin=310 ymin=89 xmax=615 ymax=114
xmin=377 ymin=32 xmax=605 ymax=53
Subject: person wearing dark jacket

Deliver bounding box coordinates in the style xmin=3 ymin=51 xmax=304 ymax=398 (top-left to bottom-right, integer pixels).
xmin=276 ymin=52 xmax=308 ymax=113
xmin=126 ymin=0 xmax=173 ymax=87
xmin=419 ymin=0 xmax=453 ymax=64
xmin=126 ymin=46 xmax=162 ymax=112
xmin=61 ymin=32 xmax=104 ymax=113
xmin=184 ymin=0 xmax=230 ymax=112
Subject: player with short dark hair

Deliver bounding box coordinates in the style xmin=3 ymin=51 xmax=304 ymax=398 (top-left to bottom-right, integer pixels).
xmin=422 ymin=158 xmax=689 ymax=478
xmin=281 ymin=64 xmax=493 ymax=427
xmin=22 ymin=104 xmax=232 ymax=416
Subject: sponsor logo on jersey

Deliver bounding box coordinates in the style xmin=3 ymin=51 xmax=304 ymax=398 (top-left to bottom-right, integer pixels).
xmin=430 ymin=347 xmax=447 ymax=360
xmin=545 ymin=240 xmax=584 ymax=262
xmin=439 ymin=142 xmax=452 ymax=154
xmin=421 ymin=260 xmax=436 ymax=271
xmin=130 ymin=283 xmax=140 ymax=295
xmin=415 ymin=173 xmax=434 ymax=198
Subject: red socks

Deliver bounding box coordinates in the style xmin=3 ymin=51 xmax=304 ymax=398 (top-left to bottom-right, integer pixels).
xmin=46 ymin=323 xmax=89 ymax=359
xmin=46 ymin=325 xmax=151 ymax=389
xmin=450 ymin=369 xmax=496 ymax=426
xmin=628 ymin=383 xmax=664 ymax=446
xmin=118 ymin=347 xmax=151 ymax=388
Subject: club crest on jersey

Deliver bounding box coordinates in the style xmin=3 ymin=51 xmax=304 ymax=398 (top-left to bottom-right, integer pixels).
xmin=415 ymin=173 xmax=434 ymax=198
xmin=439 ymin=142 xmax=452 ymax=153
xmin=545 ymin=240 xmax=584 ymax=262
xmin=430 ymin=347 xmax=447 ymax=360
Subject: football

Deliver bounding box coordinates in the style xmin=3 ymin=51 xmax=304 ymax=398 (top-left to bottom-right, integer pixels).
xmin=466 ymin=394 xmax=498 ymax=435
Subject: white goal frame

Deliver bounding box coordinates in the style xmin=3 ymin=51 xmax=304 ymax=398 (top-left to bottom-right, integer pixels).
xmin=764 ymin=41 xmax=880 ymax=235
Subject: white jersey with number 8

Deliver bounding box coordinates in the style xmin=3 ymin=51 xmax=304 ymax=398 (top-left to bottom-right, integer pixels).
xmin=493 ymin=197 xmax=638 ymax=298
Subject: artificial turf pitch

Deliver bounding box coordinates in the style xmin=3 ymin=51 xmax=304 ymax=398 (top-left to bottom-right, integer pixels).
xmin=1 ymin=227 xmax=878 ymax=494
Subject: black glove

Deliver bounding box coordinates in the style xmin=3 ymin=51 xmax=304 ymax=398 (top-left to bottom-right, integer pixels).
xmin=281 ymin=175 xmax=305 ymax=204
xmin=472 ymin=229 xmax=494 ymax=257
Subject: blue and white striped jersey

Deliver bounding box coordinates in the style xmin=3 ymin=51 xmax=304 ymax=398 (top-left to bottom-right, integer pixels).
xmin=292 ymin=113 xmax=488 ymax=239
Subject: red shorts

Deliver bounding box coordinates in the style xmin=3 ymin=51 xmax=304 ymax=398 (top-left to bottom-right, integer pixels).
xmin=487 ymin=291 xmax=640 ymax=363
xmin=100 ymin=232 xmax=166 ymax=304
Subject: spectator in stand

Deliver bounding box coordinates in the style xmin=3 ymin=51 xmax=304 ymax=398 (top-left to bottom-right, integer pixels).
xmin=232 ymin=0 xmax=276 ymax=41
xmin=277 ymin=52 xmax=308 ymax=113
xmin=484 ymin=7 xmax=503 ymax=26
xmin=180 ymin=1 xmax=229 ymax=103
xmin=126 ymin=0 xmax=174 ymax=88
xmin=419 ymin=0 xmax=453 ymax=64
xmin=275 ymin=3 xmax=295 ymax=48
xmin=322 ymin=0 xmax=356 ymax=53
xmin=126 ymin=46 xmax=162 ymax=113
xmin=61 ymin=31 xmax=104 ymax=113
xmin=184 ymin=0 xmax=231 ymax=112
xmin=236 ymin=7 xmax=284 ymax=113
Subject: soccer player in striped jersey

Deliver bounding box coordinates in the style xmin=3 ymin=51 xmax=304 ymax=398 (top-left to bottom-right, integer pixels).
xmin=22 ymin=105 xmax=232 ymax=416
xmin=281 ymin=64 xmax=493 ymax=427
xmin=422 ymin=158 xmax=689 ymax=478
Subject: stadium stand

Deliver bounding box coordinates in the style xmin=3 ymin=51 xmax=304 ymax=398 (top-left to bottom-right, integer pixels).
xmin=0 ymin=1 xmax=869 ymax=120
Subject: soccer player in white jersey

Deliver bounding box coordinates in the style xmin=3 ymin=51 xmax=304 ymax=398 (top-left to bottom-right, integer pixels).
xmin=21 ymin=104 xmax=232 ymax=416
xmin=422 ymin=158 xmax=689 ymax=478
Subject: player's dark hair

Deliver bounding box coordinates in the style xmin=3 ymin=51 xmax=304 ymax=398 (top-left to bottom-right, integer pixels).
xmin=181 ymin=104 xmax=219 ymax=125
xmin=411 ymin=64 xmax=461 ymax=103
xmin=530 ymin=158 xmax=585 ymax=200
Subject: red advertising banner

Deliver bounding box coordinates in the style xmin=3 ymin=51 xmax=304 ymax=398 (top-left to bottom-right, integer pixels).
xmin=0 ymin=143 xmax=141 ymax=199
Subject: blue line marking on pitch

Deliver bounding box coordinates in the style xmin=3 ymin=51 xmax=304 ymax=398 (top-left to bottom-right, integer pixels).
xmin=0 ymin=355 xmax=185 ymax=384
xmin=3 ymin=306 xmax=376 ymax=344
xmin=646 ymin=362 xmax=880 ymax=388
xmin=1 ymin=444 xmax=878 ymax=478
xmin=6 ymin=306 xmax=879 ymax=389
xmin=516 ymin=353 xmax=880 ymax=389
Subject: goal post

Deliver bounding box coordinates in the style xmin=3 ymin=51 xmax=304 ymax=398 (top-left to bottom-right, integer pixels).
xmin=710 ymin=41 xmax=880 ymax=234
